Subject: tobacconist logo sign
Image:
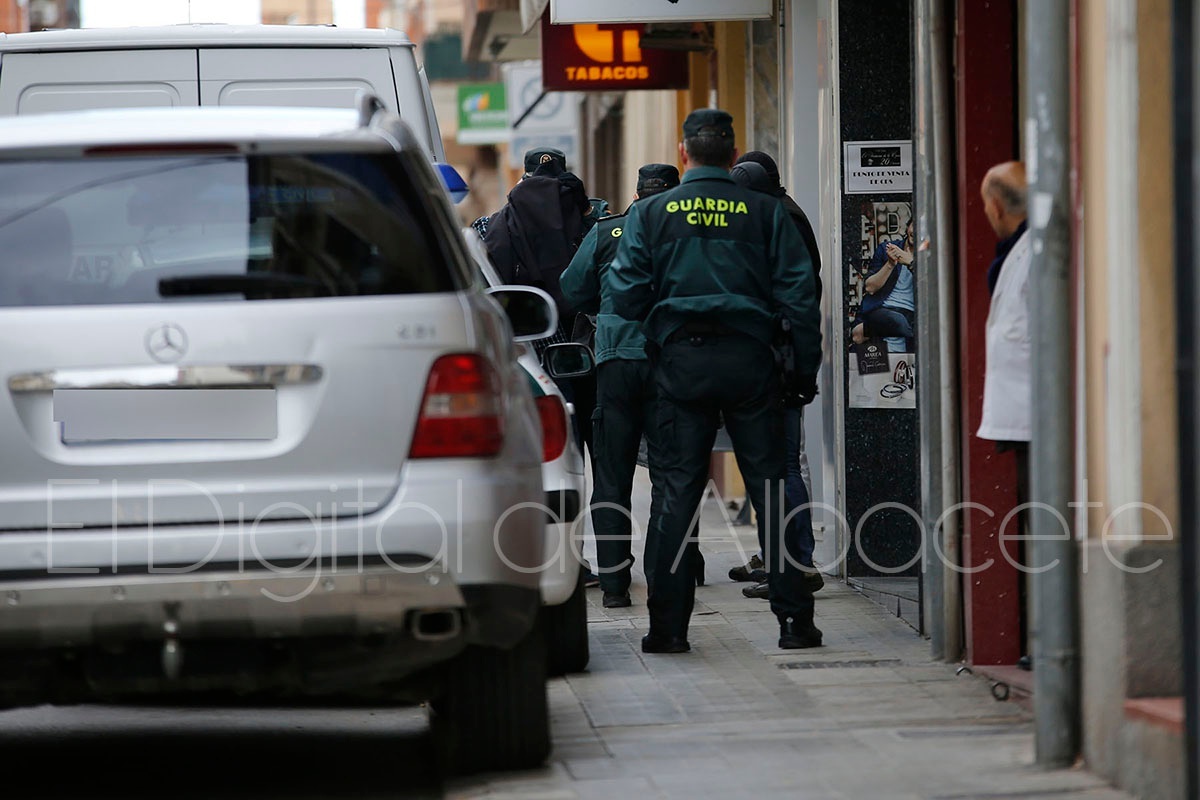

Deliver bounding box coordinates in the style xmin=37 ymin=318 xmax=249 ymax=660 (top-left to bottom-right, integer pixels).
xmin=541 ymin=16 xmax=689 ymax=92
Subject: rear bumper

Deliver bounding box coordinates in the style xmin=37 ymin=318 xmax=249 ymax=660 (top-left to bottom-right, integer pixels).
xmin=0 ymin=459 xmax=547 ymax=589
xmin=0 ymin=461 xmax=548 ymax=703
xmin=0 ymin=560 xmax=461 ymax=646
xmin=0 ymin=562 xmax=537 ymax=650
xmin=0 ymin=564 xmax=539 ymax=704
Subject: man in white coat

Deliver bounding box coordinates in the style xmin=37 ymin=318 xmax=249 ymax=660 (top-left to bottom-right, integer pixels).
xmin=978 ymin=160 xmax=1032 ymax=669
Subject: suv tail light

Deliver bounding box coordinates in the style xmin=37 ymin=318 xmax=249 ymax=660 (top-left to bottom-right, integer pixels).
xmin=535 ymin=395 xmax=569 ymax=463
xmin=410 ymin=354 xmax=505 ymax=458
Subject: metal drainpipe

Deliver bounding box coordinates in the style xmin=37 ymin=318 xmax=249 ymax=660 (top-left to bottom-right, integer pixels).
xmin=1172 ymin=0 xmax=1199 ymax=793
xmin=913 ymin=0 xmax=961 ymax=660
xmin=1025 ymin=0 xmax=1081 ymax=768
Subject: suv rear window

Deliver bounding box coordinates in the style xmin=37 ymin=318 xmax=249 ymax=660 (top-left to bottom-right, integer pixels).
xmin=0 ymin=152 xmax=462 ymax=306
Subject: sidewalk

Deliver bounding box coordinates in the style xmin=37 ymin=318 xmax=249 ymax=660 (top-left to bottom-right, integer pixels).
xmin=448 ymin=471 xmax=1133 ymax=800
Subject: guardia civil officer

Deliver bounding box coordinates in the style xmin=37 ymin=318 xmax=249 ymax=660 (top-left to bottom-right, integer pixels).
xmin=609 ymin=109 xmax=823 ymax=653
xmin=560 ymin=163 xmax=700 ymax=609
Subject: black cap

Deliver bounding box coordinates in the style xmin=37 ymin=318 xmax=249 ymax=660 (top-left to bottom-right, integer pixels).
xmin=735 ymin=151 xmax=781 ymax=192
xmin=636 ymin=163 xmax=681 ymax=196
xmin=682 ymin=108 xmax=734 ymax=140
xmin=523 ymin=146 xmax=567 ymax=175
xmin=730 ymin=161 xmax=774 ymax=195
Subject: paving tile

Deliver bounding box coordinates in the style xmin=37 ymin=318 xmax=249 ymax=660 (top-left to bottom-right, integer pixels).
xmin=568 ymin=777 xmax=661 ymax=800
xmin=562 ymin=757 xmax=650 ymax=781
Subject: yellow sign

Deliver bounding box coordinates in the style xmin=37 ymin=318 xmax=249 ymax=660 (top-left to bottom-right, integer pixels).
xmin=666 ymin=197 xmax=749 ymax=229
xmin=542 ymin=17 xmax=689 ymax=92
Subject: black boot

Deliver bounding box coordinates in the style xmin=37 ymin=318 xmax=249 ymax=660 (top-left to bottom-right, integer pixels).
xmin=779 ymin=615 xmax=823 ymax=649
xmin=742 ymin=581 xmax=769 ymax=599
xmin=642 ymin=632 xmax=690 ymax=654
xmin=728 ymin=553 xmax=763 ymax=582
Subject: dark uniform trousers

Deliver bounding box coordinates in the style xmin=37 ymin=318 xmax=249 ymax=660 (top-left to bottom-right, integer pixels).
xmin=591 ymin=359 xmax=660 ymax=596
xmin=649 ymin=326 xmax=815 ymax=640
xmin=590 ymin=360 xmax=702 ymax=595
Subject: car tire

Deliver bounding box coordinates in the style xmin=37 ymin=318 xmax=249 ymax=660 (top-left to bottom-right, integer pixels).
xmin=541 ymin=561 xmax=590 ymax=676
xmin=429 ymin=626 xmax=551 ymax=776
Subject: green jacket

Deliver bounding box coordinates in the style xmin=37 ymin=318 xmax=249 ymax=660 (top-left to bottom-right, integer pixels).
xmin=608 ymin=166 xmax=822 ymax=377
xmin=559 ymin=212 xmax=649 ymax=363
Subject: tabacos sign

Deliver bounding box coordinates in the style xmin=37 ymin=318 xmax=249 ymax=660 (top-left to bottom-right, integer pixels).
xmin=541 ymin=15 xmax=689 ymax=92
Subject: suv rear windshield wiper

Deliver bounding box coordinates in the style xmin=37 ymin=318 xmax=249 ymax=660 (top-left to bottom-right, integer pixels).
xmin=159 ymin=274 xmax=333 ymax=299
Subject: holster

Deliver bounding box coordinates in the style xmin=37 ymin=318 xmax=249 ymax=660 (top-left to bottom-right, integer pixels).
xmin=643 ymin=338 xmax=662 ymax=366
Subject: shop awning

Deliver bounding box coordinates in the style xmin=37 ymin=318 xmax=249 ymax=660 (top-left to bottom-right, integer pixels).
xmin=463 ymin=0 xmax=541 ymax=62
xmin=520 ymin=0 xmax=549 ymax=33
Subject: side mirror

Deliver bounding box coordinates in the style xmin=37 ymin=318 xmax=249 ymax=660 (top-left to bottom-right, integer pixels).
xmin=486 ymin=285 xmax=558 ymax=342
xmin=542 ymin=343 xmax=595 ymax=379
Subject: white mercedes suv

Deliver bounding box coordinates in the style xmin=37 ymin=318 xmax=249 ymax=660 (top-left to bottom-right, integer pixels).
xmin=0 ymin=99 xmax=554 ymax=775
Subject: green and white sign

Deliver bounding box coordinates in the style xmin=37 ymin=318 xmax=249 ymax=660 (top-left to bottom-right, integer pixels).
xmin=457 ymin=83 xmax=509 ymax=145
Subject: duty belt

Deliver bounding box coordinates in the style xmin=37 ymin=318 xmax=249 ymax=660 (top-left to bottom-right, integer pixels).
xmin=666 ymin=321 xmax=738 ymax=344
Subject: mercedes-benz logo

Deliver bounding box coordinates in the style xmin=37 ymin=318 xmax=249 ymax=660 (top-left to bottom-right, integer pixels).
xmin=145 ymin=323 xmax=188 ymax=363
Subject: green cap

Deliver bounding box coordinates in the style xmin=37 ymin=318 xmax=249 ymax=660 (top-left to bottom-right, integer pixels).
xmin=682 ymin=108 xmax=734 ymax=140
xmin=636 ymin=163 xmax=681 ymax=195
xmin=523 ymin=146 xmax=567 ymax=174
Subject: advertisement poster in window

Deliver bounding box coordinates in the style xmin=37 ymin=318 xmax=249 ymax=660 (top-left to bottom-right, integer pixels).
xmin=848 ymin=201 xmax=916 ymax=409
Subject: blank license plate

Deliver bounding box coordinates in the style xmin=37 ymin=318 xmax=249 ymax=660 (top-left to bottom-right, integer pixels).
xmin=54 ymin=389 xmax=278 ymax=443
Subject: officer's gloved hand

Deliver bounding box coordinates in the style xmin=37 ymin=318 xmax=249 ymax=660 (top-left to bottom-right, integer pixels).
xmin=795 ymin=373 xmax=819 ymax=407
xmin=780 ymin=374 xmax=816 ymax=409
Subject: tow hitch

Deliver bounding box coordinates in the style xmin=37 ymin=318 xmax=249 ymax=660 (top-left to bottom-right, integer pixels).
xmin=161 ymin=602 xmax=183 ymax=680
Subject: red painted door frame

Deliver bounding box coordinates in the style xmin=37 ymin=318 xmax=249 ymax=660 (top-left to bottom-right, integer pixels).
xmin=954 ymin=0 xmax=1022 ymax=666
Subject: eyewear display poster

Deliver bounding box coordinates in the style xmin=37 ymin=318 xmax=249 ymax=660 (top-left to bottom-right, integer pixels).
xmin=849 ymin=353 xmax=916 ymax=409
xmin=847 ymin=201 xmax=916 ymax=409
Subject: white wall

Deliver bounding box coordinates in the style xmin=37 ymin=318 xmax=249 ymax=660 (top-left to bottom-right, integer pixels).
xmin=81 ymin=0 xmax=261 ymax=27
xmin=332 ymin=0 xmax=365 ymax=29
xmin=620 ymin=90 xmax=679 ymax=207
xmin=788 ymin=0 xmax=836 ymax=562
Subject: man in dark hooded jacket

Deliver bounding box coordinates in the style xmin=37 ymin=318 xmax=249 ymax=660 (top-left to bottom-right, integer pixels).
xmin=479 ymin=147 xmax=592 ymax=324
xmin=474 ymin=146 xmax=600 ymax=584
xmin=480 ymin=149 xmax=596 ymax=463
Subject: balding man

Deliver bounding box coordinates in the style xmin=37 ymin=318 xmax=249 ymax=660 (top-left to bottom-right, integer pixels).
xmin=978 ymin=160 xmax=1032 ymax=669
xmin=978 ymin=161 xmax=1030 ymax=441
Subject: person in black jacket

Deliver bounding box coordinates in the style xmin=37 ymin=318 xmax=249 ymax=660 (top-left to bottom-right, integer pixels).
xmin=734 ymin=151 xmax=822 ymax=297
xmin=476 ymin=147 xmax=596 ymax=442
xmin=474 ymin=146 xmax=601 ymax=583
xmin=727 ymin=154 xmax=826 ymax=600
xmin=560 ymin=163 xmax=705 ymax=608
xmin=480 ymin=148 xmax=591 ymax=326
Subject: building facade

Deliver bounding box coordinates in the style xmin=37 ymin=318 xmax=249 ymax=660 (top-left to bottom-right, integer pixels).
xmin=459 ymin=0 xmax=1192 ymax=794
